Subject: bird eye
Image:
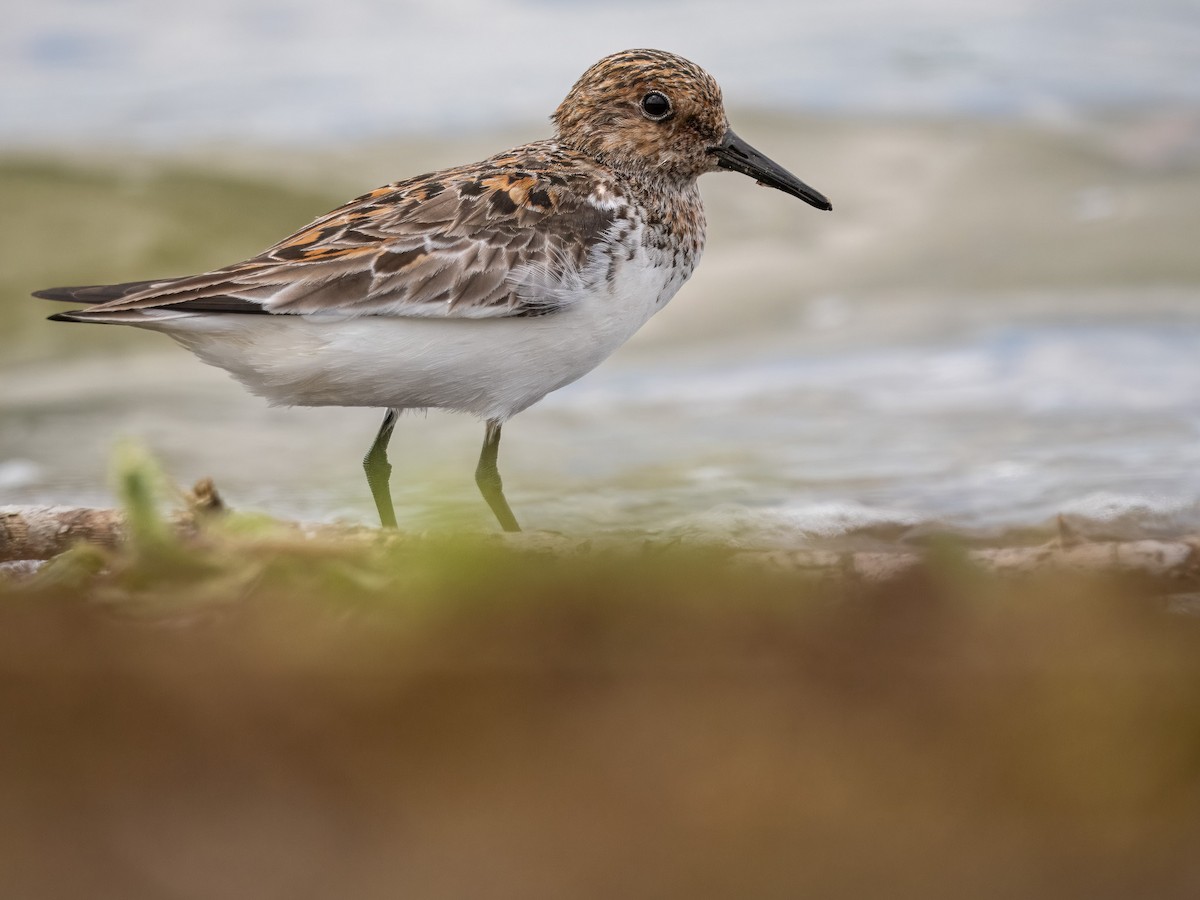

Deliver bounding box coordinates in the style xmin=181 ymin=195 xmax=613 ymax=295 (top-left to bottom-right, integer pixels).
xmin=640 ymin=91 xmax=672 ymax=121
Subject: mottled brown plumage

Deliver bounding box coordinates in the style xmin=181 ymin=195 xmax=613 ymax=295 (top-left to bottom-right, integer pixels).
xmin=41 ymin=143 xmax=624 ymax=319
xmin=38 ymin=50 xmax=827 ymax=324
xmin=35 ymin=48 xmax=831 ymax=532
xmin=553 ymin=49 xmax=728 ymax=179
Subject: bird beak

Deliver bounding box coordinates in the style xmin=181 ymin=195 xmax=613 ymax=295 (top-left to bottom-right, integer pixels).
xmin=710 ymin=129 xmax=832 ymax=211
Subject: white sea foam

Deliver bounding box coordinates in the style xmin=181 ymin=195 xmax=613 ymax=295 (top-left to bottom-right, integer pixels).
xmin=1056 ymin=492 xmax=1200 ymax=538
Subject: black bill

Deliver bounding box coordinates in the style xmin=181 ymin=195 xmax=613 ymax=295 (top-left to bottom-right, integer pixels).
xmin=710 ymin=129 xmax=832 ymax=211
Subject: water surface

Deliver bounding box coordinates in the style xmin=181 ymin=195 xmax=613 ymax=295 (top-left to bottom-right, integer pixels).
xmin=5 ymin=296 xmax=1200 ymax=549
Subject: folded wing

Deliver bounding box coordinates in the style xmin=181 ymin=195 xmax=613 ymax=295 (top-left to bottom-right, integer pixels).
xmin=37 ymin=143 xmax=618 ymax=322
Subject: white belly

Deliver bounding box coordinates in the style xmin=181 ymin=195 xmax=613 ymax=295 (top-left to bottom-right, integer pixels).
xmin=155 ymin=250 xmax=688 ymax=420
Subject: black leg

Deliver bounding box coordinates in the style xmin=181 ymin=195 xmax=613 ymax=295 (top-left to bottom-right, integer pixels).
xmin=363 ymin=408 xmax=399 ymax=529
xmin=475 ymin=419 xmax=521 ymax=532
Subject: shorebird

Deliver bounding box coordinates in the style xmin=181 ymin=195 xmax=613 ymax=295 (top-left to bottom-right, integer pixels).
xmin=35 ymin=48 xmax=831 ymax=532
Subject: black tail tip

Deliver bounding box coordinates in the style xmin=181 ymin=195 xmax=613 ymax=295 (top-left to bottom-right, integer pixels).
xmin=33 ymin=287 xmax=71 ymax=301
xmin=47 ymin=311 xmax=83 ymax=323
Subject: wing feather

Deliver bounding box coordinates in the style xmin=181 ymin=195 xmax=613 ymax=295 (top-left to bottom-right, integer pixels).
xmin=45 ymin=141 xmax=621 ymax=322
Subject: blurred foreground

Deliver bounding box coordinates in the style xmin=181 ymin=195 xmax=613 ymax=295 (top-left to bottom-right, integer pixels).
xmin=3 ymin=473 xmax=1200 ymax=898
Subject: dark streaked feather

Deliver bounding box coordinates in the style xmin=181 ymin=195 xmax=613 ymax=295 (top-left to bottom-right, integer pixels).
xmin=36 ymin=284 xmax=271 ymax=315
xmin=170 ymin=296 xmax=271 ymax=314
xmin=33 ymin=279 xmax=179 ymax=304
xmin=35 ymin=141 xmax=623 ymax=321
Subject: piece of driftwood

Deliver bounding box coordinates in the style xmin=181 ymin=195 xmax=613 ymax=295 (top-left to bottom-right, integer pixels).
xmin=0 ymin=478 xmax=226 ymax=563
xmin=2 ymin=490 xmax=1199 ymax=586
xmin=1 ymin=505 xmax=129 ymax=562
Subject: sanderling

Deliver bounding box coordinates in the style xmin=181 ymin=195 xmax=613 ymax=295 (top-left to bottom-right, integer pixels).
xmin=35 ymin=48 xmax=831 ymax=532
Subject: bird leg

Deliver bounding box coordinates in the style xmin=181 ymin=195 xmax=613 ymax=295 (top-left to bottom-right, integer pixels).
xmin=475 ymin=419 xmax=521 ymax=532
xmin=363 ymin=408 xmax=399 ymax=529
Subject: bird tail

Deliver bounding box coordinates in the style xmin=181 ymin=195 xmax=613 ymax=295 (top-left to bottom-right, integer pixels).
xmin=34 ymin=277 xmax=269 ymax=323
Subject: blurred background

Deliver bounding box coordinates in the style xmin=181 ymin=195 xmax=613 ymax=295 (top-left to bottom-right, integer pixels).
xmin=6 ymin=5 xmax=1200 ymax=899
xmin=3 ymin=0 xmax=1200 ymax=544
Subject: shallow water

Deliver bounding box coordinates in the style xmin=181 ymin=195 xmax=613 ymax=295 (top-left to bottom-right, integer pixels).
xmin=3 ymin=107 xmax=1199 ymax=550
xmin=4 ymin=295 xmax=1200 ymax=549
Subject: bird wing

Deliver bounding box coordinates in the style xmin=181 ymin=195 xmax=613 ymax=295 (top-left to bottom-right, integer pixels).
xmin=36 ymin=142 xmax=619 ymax=320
